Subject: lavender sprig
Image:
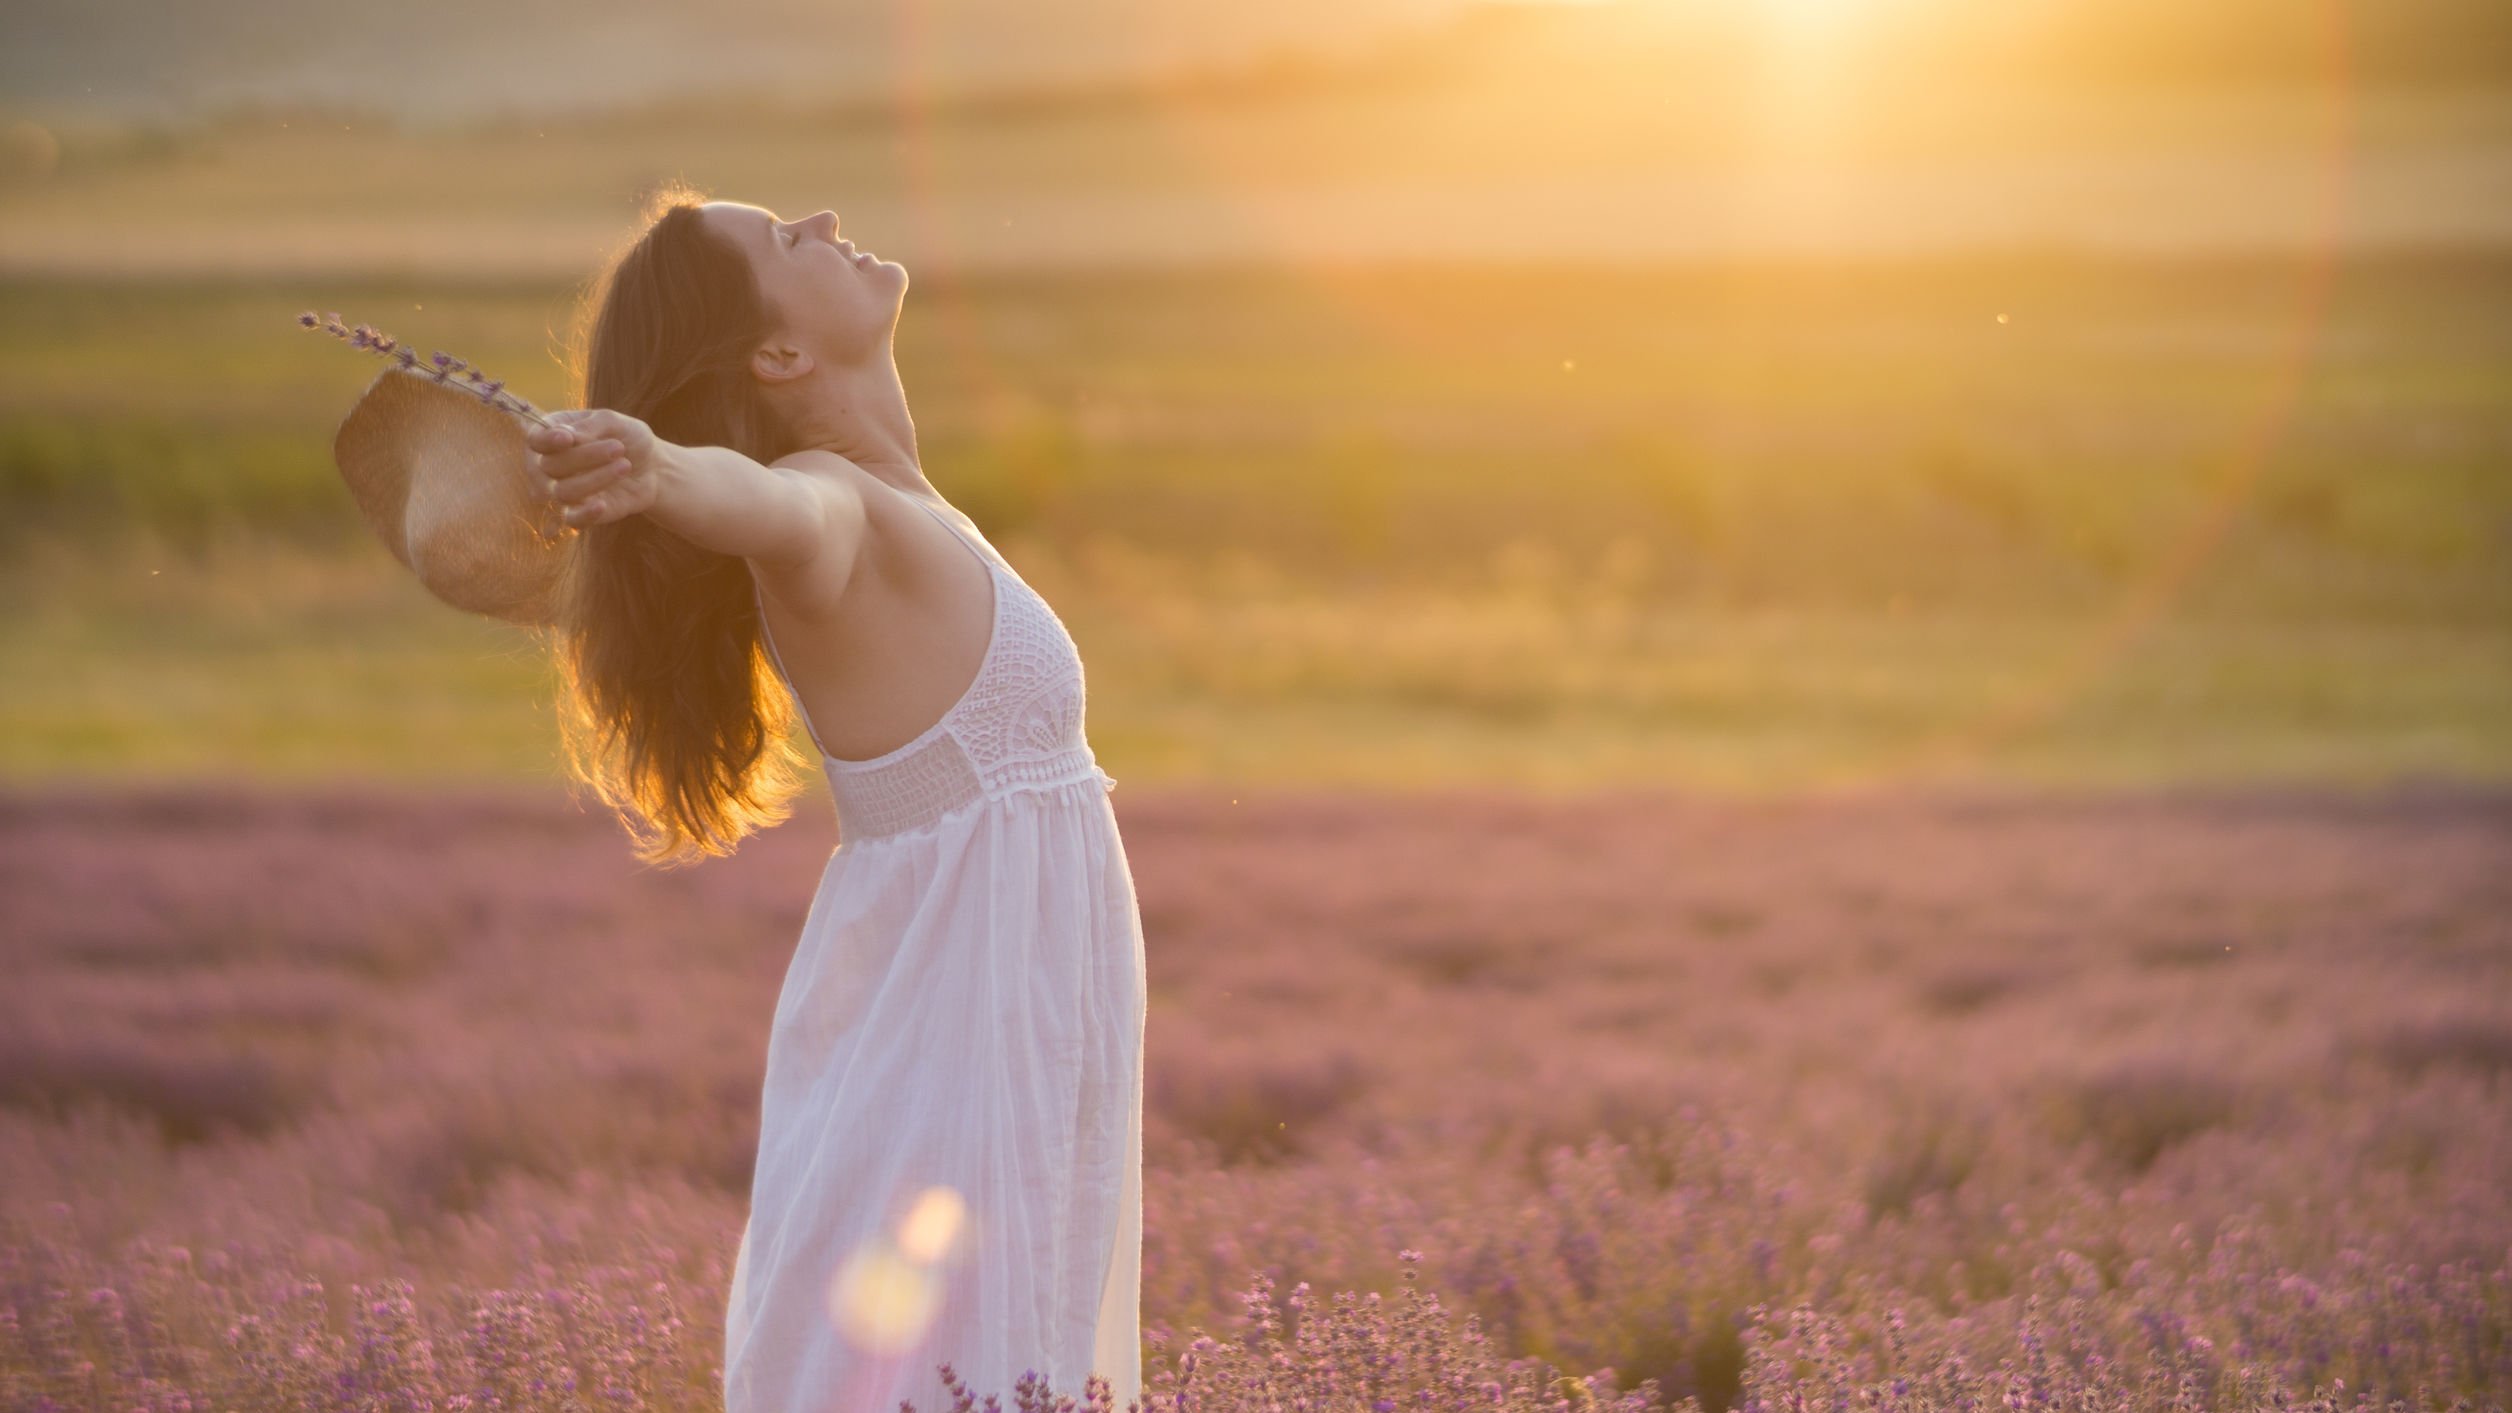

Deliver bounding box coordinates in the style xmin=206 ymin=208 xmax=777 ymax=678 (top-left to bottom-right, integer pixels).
xmin=296 ymin=309 xmax=556 ymax=429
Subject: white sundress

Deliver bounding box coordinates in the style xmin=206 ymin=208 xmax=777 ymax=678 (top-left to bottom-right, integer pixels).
xmin=725 ymin=491 xmax=1146 ymax=1413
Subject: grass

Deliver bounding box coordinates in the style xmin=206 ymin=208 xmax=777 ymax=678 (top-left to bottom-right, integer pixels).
xmin=2 ymin=254 xmax=2506 ymax=791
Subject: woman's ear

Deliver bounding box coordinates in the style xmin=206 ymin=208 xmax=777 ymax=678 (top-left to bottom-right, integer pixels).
xmin=750 ymin=339 xmax=816 ymax=386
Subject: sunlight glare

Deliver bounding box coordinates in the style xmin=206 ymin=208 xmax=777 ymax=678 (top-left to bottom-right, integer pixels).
xmin=822 ymin=1184 xmax=974 ymax=1352
xmin=827 ymin=1245 xmax=943 ymax=1353
xmin=1760 ymin=0 xmax=1874 ymax=34
xmin=897 ymin=1185 xmax=970 ymax=1265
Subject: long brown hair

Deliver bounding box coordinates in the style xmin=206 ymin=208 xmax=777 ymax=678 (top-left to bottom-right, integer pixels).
xmin=544 ymin=181 xmax=813 ymax=867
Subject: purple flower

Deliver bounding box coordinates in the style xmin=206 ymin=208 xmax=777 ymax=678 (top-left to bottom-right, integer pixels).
xmin=295 ymin=308 xmax=547 ymax=427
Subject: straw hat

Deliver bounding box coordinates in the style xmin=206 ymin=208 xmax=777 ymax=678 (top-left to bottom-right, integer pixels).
xmin=330 ymin=364 xmax=574 ymax=627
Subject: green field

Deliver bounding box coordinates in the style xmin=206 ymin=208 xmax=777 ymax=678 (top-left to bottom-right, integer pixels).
xmin=3 ymin=256 xmax=2506 ymax=792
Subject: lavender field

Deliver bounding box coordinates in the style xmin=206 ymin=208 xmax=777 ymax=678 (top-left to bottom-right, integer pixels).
xmin=2 ymin=780 xmax=2507 ymax=1410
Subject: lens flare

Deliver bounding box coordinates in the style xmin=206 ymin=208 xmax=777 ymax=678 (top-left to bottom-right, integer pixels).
xmin=897 ymin=1185 xmax=969 ymax=1265
xmin=826 ymin=1245 xmax=942 ymax=1353
xmin=823 ymin=1183 xmax=974 ymax=1354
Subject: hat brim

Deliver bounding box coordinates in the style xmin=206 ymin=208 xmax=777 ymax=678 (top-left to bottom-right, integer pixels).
xmin=332 ymin=366 xmax=568 ymax=628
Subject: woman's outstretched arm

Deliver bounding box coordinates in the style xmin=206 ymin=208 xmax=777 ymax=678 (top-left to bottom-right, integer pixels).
xmin=525 ymin=410 xmax=866 ymax=575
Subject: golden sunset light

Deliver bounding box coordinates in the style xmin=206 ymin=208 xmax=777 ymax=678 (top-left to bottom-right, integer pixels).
xmin=4 ymin=1 xmax=2507 ymax=1409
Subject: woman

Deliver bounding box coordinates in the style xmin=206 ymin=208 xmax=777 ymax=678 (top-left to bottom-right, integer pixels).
xmin=522 ymin=182 xmax=1146 ymax=1412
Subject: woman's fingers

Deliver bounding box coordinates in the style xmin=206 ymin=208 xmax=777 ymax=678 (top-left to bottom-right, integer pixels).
xmin=523 ymin=412 xmax=653 ymax=526
xmin=561 ymin=475 xmax=641 ymax=525
xmin=526 ymin=411 xmax=630 ymax=454
xmin=524 ymin=418 xmax=591 ymax=454
xmin=546 ymin=455 xmax=633 ymax=503
xmin=542 ymin=441 xmax=626 ymax=484
xmin=528 ymin=440 xmax=627 ymax=495
xmin=542 ymin=438 xmax=624 ymax=477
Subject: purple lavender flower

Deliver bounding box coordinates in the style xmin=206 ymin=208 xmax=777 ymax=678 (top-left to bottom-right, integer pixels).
xmin=293 ymin=309 xmax=552 ymax=427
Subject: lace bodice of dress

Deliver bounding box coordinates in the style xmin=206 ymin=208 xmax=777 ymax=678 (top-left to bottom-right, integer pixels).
xmin=750 ymin=497 xmax=1113 ymax=846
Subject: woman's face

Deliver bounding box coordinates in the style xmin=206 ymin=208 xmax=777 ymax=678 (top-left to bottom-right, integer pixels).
xmin=699 ymin=201 xmax=907 ymax=367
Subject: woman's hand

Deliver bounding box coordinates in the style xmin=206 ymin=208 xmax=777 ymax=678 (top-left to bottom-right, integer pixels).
xmin=524 ymin=409 xmax=663 ymax=529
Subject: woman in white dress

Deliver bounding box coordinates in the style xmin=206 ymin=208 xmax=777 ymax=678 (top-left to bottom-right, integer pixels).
xmin=520 ymin=183 xmax=1147 ymax=1413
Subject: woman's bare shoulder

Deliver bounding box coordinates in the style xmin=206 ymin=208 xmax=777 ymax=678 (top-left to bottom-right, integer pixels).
xmin=752 ymin=454 xmax=961 ymax=624
xmin=750 ymin=450 xmax=886 ymax=620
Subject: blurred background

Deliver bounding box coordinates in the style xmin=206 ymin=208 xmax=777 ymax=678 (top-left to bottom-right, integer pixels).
xmin=3 ymin=0 xmax=2505 ymax=791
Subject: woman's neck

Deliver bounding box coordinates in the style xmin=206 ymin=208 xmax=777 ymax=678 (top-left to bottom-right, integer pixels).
xmin=789 ymin=355 xmax=924 ymax=494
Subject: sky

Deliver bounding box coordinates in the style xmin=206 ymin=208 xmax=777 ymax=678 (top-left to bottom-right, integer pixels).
xmin=0 ymin=0 xmax=1455 ymax=127
xmin=3 ymin=0 xmax=2506 ymax=274
xmin=8 ymin=0 xmax=2509 ymax=131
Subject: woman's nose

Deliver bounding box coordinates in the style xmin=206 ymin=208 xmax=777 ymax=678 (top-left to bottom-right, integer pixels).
xmin=812 ymin=210 xmax=838 ymax=241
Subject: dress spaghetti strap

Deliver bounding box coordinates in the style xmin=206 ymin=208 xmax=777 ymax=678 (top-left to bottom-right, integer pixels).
xmin=747 ymin=490 xmax=996 ymax=767
xmin=751 ymin=572 xmax=834 ymax=761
